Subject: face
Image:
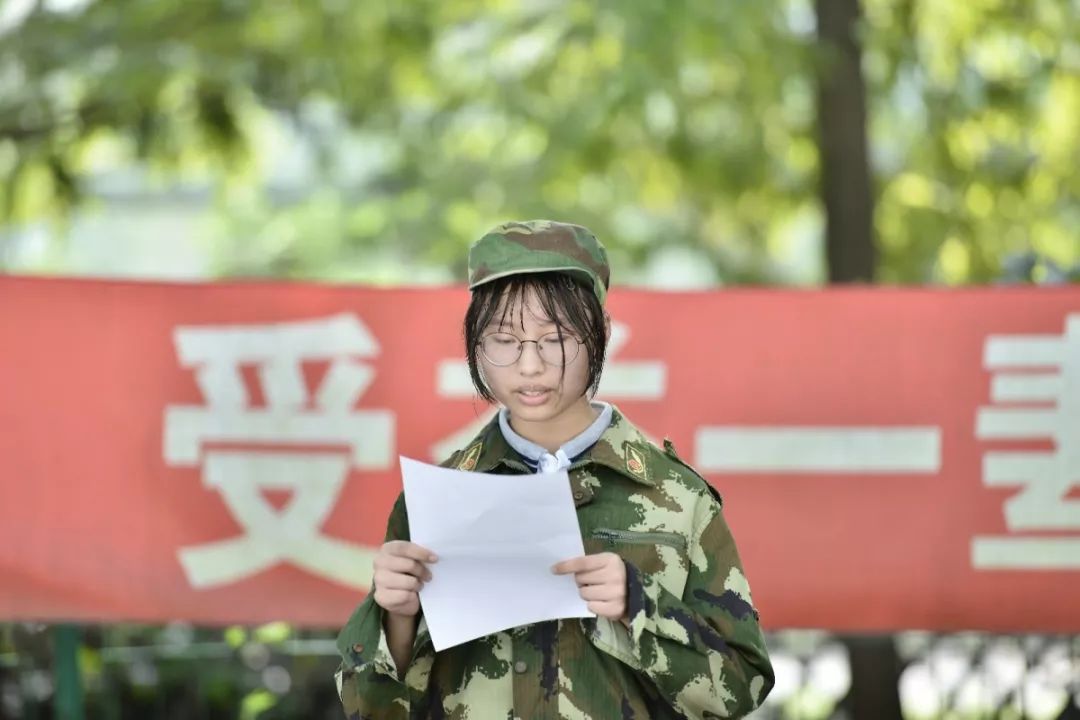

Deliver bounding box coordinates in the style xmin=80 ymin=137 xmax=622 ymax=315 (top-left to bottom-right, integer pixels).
xmin=477 ymin=286 xmax=593 ymax=426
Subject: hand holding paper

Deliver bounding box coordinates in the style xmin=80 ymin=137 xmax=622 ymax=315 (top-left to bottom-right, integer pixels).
xmin=552 ymin=552 xmax=628 ymax=622
xmin=371 ymin=540 xmax=437 ymax=618
xmin=399 ymin=456 xmax=594 ymax=651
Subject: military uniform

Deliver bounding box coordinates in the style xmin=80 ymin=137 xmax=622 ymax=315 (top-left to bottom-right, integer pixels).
xmin=335 ymin=220 xmax=774 ymax=718
xmin=336 ymin=407 xmax=773 ymax=719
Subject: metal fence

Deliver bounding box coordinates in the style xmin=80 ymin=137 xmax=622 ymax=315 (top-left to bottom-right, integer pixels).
xmin=4 ymin=624 xmax=1079 ymax=719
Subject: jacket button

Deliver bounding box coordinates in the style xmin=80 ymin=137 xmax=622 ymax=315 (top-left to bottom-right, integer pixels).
xmin=514 ymin=660 xmax=528 ymax=674
xmin=572 ymin=491 xmax=584 ymax=500
xmin=351 ymin=643 xmax=364 ymax=653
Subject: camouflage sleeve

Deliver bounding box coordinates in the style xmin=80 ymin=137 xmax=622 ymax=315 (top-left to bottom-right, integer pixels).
xmin=594 ymin=493 xmax=774 ymax=718
xmin=335 ymin=493 xmax=435 ymax=719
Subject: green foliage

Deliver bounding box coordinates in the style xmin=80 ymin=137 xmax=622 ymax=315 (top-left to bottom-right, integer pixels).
xmin=0 ymin=0 xmax=1076 ymax=284
xmin=0 ymin=622 xmax=343 ymax=719
xmin=864 ymin=0 xmax=1080 ymax=282
xmin=239 ymin=689 xmax=276 ymax=720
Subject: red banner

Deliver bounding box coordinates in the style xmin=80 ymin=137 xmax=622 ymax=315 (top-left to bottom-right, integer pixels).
xmin=0 ymin=276 xmax=1077 ymax=631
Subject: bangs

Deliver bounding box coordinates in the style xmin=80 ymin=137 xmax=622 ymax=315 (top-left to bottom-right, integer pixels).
xmin=486 ymin=279 xmax=572 ymax=333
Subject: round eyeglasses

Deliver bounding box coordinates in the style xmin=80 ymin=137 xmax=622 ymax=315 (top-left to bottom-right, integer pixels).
xmin=479 ymin=332 xmax=583 ymax=367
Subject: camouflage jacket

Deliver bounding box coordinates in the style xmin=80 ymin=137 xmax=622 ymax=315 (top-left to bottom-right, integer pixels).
xmin=336 ymin=406 xmax=773 ymax=719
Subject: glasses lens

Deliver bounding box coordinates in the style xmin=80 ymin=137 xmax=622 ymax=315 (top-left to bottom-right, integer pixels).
xmin=537 ymin=333 xmax=580 ymax=366
xmin=481 ymin=333 xmax=521 ymax=366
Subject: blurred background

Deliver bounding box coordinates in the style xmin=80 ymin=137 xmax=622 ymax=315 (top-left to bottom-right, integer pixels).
xmin=0 ymin=0 xmax=1078 ymax=718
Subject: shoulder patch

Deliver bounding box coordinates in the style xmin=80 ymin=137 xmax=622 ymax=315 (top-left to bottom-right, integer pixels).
xmin=457 ymin=441 xmax=482 ymax=471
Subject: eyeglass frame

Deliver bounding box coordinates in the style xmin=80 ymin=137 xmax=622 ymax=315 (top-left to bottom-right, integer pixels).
xmin=477 ymin=331 xmax=585 ymax=367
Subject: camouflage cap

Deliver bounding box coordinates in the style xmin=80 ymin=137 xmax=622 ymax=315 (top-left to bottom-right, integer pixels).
xmin=468 ymin=220 xmax=610 ymax=305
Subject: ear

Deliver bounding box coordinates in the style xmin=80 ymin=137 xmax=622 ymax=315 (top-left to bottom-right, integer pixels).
xmin=603 ymin=311 xmax=612 ymax=342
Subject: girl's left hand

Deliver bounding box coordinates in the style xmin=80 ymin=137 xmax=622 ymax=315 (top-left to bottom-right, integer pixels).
xmin=552 ymin=552 xmax=627 ymax=623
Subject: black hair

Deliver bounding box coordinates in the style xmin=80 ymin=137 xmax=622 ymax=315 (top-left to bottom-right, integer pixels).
xmin=463 ymin=273 xmax=608 ymax=403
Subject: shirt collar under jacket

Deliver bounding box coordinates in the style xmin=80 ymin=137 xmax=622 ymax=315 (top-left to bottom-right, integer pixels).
xmin=497 ymin=402 xmax=613 ymax=473
xmin=452 ymin=403 xmax=657 ymax=487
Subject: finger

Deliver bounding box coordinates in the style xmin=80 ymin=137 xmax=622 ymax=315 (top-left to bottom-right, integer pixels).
xmin=579 ymin=584 xmax=622 ymax=602
xmin=377 ymin=555 xmax=423 ymax=577
xmin=379 ymin=555 xmax=431 ymax=579
xmin=375 ymin=588 xmax=415 ymax=609
xmin=552 ymin=555 xmax=607 ymax=575
xmin=376 ymin=573 xmax=424 ymax=592
xmin=573 ymin=567 xmax=621 ymax=586
xmin=386 ymin=541 xmax=438 ymax=563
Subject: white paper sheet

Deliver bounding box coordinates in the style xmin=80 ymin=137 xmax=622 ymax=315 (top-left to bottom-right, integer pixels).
xmin=399 ymin=455 xmax=593 ymax=651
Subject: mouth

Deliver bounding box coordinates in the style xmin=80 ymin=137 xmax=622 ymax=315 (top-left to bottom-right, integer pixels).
xmin=515 ymin=386 xmax=554 ymax=406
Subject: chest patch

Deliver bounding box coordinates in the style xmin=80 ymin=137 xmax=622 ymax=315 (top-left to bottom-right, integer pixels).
xmin=457 ymin=442 xmax=482 ymax=471
xmin=625 ymin=445 xmax=648 ymax=481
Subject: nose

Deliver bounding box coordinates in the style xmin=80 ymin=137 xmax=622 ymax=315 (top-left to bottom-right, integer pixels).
xmin=517 ymin=340 xmax=545 ymax=375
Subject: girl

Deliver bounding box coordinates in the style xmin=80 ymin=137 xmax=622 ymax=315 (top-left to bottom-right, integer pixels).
xmin=336 ymin=220 xmax=774 ymax=719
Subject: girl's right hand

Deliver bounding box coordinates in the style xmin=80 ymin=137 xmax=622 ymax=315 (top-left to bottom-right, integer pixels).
xmin=372 ymin=541 xmax=437 ymax=618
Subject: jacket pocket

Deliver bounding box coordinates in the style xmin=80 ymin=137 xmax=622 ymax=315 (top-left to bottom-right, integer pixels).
xmin=588 ymin=528 xmax=690 ymax=599
xmin=591 ymin=527 xmax=687 ymax=552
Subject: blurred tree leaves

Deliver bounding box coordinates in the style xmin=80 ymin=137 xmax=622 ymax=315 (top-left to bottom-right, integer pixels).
xmin=863 ymin=0 xmax=1080 ymax=283
xmin=0 ymin=0 xmax=1076 ymax=284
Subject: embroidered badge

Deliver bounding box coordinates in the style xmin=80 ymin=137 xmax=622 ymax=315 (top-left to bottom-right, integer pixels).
xmin=458 ymin=442 xmax=482 ymax=471
xmin=626 ymin=445 xmax=647 ymax=480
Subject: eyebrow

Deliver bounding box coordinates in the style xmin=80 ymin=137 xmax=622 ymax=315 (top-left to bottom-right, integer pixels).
xmin=487 ymin=317 xmax=559 ymax=330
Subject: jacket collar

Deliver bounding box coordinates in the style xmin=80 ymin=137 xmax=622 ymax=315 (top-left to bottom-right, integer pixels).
xmin=452 ymin=404 xmax=656 ymax=486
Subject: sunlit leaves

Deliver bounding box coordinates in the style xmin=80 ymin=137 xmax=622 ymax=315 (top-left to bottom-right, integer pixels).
xmin=1 ymin=0 xmax=1077 ymax=284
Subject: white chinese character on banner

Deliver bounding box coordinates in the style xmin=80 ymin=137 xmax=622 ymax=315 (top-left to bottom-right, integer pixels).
xmin=430 ymin=321 xmax=667 ymax=460
xmin=163 ymin=313 xmax=394 ymax=589
xmin=972 ymin=314 xmax=1080 ymax=570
